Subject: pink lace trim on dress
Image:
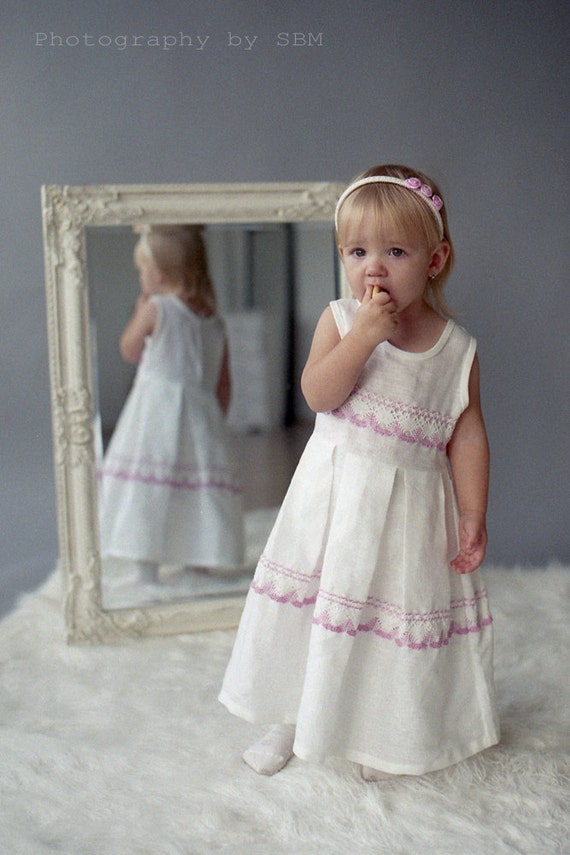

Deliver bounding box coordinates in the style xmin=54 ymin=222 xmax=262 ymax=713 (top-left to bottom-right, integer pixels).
xmin=331 ymin=387 xmax=456 ymax=452
xmin=312 ymin=588 xmax=492 ymax=650
xmin=250 ymin=556 xmax=320 ymax=607
xmin=98 ymin=453 xmax=242 ymax=493
xmin=251 ymin=555 xmax=492 ymax=650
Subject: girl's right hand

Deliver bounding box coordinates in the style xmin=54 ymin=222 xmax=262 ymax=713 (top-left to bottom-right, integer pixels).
xmin=353 ymin=285 xmax=398 ymax=347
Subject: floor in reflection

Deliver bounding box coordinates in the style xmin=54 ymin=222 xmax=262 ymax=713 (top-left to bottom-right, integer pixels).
xmin=236 ymin=419 xmax=314 ymax=510
xmin=102 ymin=507 xmax=278 ymax=609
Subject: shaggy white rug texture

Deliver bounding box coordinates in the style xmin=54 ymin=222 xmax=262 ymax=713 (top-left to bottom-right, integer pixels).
xmin=0 ymin=563 xmax=569 ymax=855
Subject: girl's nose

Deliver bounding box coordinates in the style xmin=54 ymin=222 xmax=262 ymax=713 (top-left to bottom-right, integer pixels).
xmin=366 ymin=255 xmax=387 ymax=275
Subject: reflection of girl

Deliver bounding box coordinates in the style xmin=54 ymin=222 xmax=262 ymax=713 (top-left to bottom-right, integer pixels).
xmin=98 ymin=225 xmax=244 ymax=583
xmin=220 ymin=165 xmax=499 ymax=780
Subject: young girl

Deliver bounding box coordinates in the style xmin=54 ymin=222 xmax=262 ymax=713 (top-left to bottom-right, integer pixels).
xmin=219 ymin=165 xmax=499 ymax=780
xmin=98 ymin=225 xmax=244 ymax=583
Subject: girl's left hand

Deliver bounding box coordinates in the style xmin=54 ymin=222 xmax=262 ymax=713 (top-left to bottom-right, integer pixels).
xmin=451 ymin=511 xmax=488 ymax=574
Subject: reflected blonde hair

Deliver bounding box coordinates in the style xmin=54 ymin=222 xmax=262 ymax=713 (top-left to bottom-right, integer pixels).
xmin=336 ymin=164 xmax=455 ymax=318
xmin=139 ymin=225 xmax=217 ymax=313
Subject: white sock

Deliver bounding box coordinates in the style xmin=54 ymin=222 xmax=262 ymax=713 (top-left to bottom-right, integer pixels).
xmin=361 ymin=765 xmax=394 ymax=782
xmin=242 ymin=724 xmax=296 ymax=776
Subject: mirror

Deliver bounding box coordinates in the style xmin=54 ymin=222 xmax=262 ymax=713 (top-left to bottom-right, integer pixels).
xmin=42 ymin=182 xmax=343 ymax=642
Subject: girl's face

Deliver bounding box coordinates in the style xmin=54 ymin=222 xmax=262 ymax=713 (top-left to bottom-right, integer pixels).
xmin=338 ymin=218 xmax=448 ymax=316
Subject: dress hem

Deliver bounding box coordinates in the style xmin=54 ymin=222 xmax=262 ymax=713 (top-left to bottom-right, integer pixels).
xmin=293 ymin=732 xmax=500 ymax=777
xmin=219 ymin=692 xmax=500 ymax=776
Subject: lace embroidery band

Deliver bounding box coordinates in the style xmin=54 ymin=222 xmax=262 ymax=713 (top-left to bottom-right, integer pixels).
xmin=99 ymin=453 xmax=242 ymax=493
xmin=251 ymin=555 xmax=492 ymax=651
xmin=331 ymin=386 xmax=456 ymax=452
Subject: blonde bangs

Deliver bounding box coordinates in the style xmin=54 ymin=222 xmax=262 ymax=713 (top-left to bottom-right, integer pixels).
xmin=337 ymin=183 xmax=441 ymax=249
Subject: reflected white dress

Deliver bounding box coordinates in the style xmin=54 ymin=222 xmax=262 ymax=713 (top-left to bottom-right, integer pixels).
xmin=98 ymin=295 xmax=244 ymax=569
xmin=220 ymin=298 xmax=499 ymax=775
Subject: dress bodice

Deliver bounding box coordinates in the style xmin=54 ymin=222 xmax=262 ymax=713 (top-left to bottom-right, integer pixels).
xmin=315 ymin=299 xmax=477 ymax=470
xmin=138 ymin=295 xmax=226 ymax=392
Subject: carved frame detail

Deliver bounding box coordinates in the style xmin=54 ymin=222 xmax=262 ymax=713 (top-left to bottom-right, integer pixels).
xmin=42 ymin=182 xmax=343 ymax=643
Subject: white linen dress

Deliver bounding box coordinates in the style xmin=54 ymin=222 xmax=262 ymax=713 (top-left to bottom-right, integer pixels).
xmin=219 ymin=298 xmax=499 ymax=775
xmin=98 ymin=294 xmax=244 ymax=569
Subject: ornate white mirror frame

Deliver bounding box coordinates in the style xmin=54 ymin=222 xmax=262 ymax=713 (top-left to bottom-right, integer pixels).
xmin=42 ymin=182 xmax=343 ymax=643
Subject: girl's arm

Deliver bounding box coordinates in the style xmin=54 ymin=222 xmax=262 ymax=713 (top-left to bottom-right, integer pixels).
xmin=119 ymin=295 xmax=158 ymax=364
xmin=301 ymin=292 xmax=396 ymax=413
xmin=447 ymin=354 xmax=490 ymax=574
xmin=216 ymin=342 xmax=231 ymax=415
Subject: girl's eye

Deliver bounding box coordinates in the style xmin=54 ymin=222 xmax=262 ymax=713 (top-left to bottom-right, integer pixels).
xmin=353 ymin=248 xmax=366 ymax=257
xmin=389 ymin=248 xmax=404 ymax=257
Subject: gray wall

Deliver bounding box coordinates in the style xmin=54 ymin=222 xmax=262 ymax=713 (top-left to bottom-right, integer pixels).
xmin=1 ymin=0 xmax=568 ymax=612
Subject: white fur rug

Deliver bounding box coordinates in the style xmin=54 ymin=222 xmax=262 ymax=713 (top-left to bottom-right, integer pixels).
xmin=1 ymin=564 xmax=569 ymax=855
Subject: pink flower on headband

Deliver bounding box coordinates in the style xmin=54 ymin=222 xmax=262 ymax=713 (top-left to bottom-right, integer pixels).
xmin=404 ymin=176 xmax=443 ymax=211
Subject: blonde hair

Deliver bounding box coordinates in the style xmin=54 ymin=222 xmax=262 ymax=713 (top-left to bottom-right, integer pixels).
xmin=139 ymin=225 xmax=217 ymax=313
xmin=336 ymin=164 xmax=455 ymax=318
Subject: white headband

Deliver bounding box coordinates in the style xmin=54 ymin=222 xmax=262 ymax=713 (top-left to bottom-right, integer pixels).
xmin=335 ymin=175 xmax=445 ymax=239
